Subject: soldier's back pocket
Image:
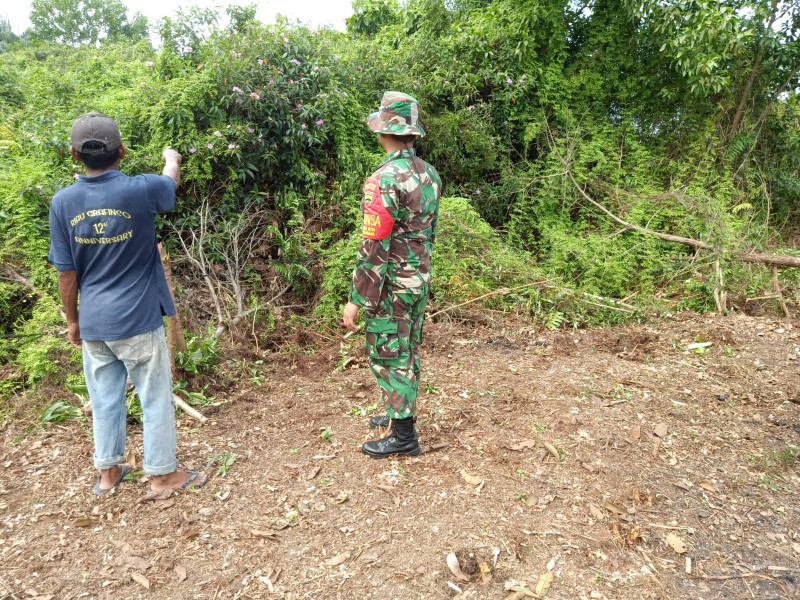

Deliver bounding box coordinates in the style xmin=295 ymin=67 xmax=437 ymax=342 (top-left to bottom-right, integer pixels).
xmin=365 ymin=316 xmax=400 ymax=360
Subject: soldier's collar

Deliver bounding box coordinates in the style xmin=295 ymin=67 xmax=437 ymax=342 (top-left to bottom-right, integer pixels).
xmin=380 ymin=147 xmax=416 ymax=166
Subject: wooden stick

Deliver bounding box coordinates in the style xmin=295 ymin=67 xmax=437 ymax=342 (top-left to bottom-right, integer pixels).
xmin=745 ymin=294 xmax=781 ymax=302
xmin=692 ymin=572 xmax=757 ymax=581
xmin=82 ymin=393 xmax=209 ymax=424
xmin=772 ymin=265 xmax=791 ymax=318
xmin=576 ymin=298 xmax=633 ymax=313
xmin=428 ymin=278 xmax=561 ymax=319
xmin=158 ymin=244 xmax=187 ymax=367
xmin=173 ymin=393 xmax=208 ymax=423
xmin=714 ymin=257 xmax=727 ymax=314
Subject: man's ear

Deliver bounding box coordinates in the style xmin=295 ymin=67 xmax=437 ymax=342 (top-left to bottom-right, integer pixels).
xmin=69 ymin=146 xmax=82 ymax=162
xmin=118 ymin=143 xmax=127 ymax=161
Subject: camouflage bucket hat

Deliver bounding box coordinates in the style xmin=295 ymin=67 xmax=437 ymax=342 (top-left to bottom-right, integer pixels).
xmin=367 ymin=91 xmax=425 ymax=137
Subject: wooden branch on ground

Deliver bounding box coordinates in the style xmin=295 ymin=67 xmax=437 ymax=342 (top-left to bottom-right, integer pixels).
xmin=5 ymin=267 xmax=67 ymax=320
xmin=172 ymin=393 xmax=208 ymax=423
xmin=427 ymin=278 xmax=561 ymax=319
xmin=745 ymin=294 xmax=781 ymax=302
xmin=81 ymin=394 xmax=209 ymax=424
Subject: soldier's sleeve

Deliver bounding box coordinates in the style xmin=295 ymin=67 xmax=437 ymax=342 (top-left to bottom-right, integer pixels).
xmin=349 ymin=175 xmax=399 ymax=313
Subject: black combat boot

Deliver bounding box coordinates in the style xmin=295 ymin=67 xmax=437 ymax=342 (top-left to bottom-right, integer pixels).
xmin=368 ymin=415 xmax=390 ymax=428
xmin=362 ymin=417 xmax=421 ymax=458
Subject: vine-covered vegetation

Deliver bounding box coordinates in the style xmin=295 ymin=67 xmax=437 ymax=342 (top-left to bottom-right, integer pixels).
xmin=1 ymin=0 xmax=799 ymax=393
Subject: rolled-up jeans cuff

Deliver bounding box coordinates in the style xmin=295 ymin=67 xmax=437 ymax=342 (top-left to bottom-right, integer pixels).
xmin=144 ymin=460 xmax=178 ymax=476
xmin=94 ymin=455 xmax=125 ymax=470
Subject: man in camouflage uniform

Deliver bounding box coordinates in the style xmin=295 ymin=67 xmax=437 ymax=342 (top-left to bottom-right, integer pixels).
xmin=342 ymin=91 xmax=442 ymax=458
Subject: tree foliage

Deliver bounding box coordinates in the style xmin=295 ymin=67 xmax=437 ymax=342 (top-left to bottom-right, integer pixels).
xmin=29 ymin=0 xmax=148 ymax=46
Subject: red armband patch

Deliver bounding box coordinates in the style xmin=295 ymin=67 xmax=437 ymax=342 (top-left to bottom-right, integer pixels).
xmin=361 ymin=178 xmax=394 ymax=240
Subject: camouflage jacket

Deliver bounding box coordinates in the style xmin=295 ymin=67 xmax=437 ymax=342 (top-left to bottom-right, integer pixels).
xmin=349 ymin=148 xmax=442 ymax=313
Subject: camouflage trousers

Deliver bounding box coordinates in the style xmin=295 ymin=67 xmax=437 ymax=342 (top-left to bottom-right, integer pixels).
xmin=365 ymin=285 xmax=429 ymax=420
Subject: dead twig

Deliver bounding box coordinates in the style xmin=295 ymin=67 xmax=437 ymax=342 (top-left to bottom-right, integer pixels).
xmin=428 ymin=278 xmax=561 ymax=319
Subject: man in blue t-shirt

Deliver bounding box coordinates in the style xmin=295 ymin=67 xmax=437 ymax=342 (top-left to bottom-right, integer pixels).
xmin=49 ymin=112 xmax=207 ymax=495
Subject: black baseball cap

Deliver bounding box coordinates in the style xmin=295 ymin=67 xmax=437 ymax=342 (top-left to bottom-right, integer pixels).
xmin=70 ymin=112 xmax=121 ymax=155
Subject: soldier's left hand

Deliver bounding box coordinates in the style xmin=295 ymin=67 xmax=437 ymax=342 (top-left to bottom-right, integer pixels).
xmin=342 ymin=302 xmax=360 ymax=332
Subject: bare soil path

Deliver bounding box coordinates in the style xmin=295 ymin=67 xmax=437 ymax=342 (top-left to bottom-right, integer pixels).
xmin=1 ymin=313 xmax=799 ymax=600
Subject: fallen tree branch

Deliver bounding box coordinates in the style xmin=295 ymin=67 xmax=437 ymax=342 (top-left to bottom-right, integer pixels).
xmin=82 ymin=392 xmax=209 ymax=424
xmin=172 ymin=393 xmax=208 ymax=423
xmin=564 ymin=170 xmax=800 ymax=269
xmin=5 ymin=267 xmax=67 ymax=320
xmin=427 ymin=278 xmax=561 ymax=319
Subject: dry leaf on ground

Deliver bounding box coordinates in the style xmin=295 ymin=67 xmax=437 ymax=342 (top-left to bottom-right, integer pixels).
xmin=460 ymin=469 xmax=483 ymax=486
xmin=602 ymin=501 xmax=625 ymax=515
xmin=535 ymin=571 xmax=554 ymax=595
xmin=699 ymin=481 xmax=717 ymax=493
xmin=588 ymin=504 xmax=605 ymax=520
xmin=653 ymin=423 xmax=668 ymax=438
xmin=124 ymin=555 xmax=151 ymax=572
xmin=666 ymin=533 xmax=687 ymax=554
xmin=136 ymin=489 xmax=175 ymax=504
xmin=71 ymin=518 xmax=93 ymax=528
xmin=630 ymin=425 xmax=641 ymax=440
xmin=446 ymin=553 xmax=471 ymax=582
xmin=324 ymin=552 xmax=350 ymax=566
xmin=479 ymin=561 xmax=492 ymax=584
xmin=508 ymin=439 xmax=536 ymax=451
xmin=174 ymin=564 xmax=187 ymax=582
xmin=251 ymin=529 xmax=281 ymax=541
xmin=130 ymin=572 xmax=150 ymax=589
xmin=543 ymin=443 xmax=560 ymax=460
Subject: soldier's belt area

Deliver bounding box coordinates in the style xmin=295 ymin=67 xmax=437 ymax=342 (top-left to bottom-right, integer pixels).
xmin=391 ymin=229 xmax=434 ymax=241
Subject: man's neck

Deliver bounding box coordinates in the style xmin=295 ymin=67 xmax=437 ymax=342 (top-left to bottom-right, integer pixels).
xmin=83 ymin=163 xmax=121 ymax=177
xmin=379 ymin=134 xmax=414 ymax=155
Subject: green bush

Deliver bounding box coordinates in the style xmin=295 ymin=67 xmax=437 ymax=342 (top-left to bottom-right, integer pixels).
xmin=1 ymin=0 xmax=799 ymax=397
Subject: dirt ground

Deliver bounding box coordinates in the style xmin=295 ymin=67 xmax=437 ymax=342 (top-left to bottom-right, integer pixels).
xmin=1 ymin=312 xmax=799 ymax=600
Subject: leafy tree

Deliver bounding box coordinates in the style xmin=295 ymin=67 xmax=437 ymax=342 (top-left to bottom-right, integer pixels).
xmin=346 ymin=0 xmax=400 ymax=35
xmin=29 ymin=0 xmax=148 ymax=46
xmin=226 ymin=4 xmax=258 ymax=33
xmin=0 ymin=19 xmax=19 ymax=53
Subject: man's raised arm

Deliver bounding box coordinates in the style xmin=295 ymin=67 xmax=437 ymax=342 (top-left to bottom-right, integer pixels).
xmin=161 ymin=147 xmax=182 ymax=189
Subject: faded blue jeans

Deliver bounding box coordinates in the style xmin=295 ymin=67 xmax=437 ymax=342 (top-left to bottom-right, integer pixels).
xmin=82 ymin=326 xmax=178 ymax=475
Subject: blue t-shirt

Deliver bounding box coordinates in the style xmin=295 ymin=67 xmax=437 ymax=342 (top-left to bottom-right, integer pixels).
xmin=48 ymin=170 xmax=177 ymax=341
